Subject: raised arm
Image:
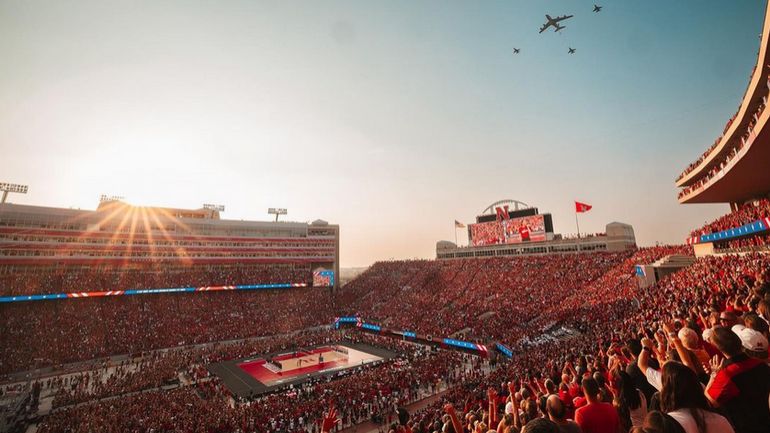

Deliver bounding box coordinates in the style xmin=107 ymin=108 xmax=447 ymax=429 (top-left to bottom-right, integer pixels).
xmin=443 ymin=403 xmax=463 ymax=433
xmin=507 ymin=382 xmax=522 ymax=431
xmin=653 ymin=329 xmax=668 ymax=361
xmin=565 ymin=360 xmax=578 ymax=380
xmin=321 ymin=404 xmax=341 ymax=433
xmin=704 ymin=355 xmax=726 ymax=408
xmin=497 ymin=417 xmax=507 ymax=433
xmin=663 ymin=322 xmax=698 ymax=373
xmin=697 ymin=309 xmax=709 ymax=331
xmin=532 ymin=377 xmax=547 ymax=396
xmin=488 ymin=387 xmax=498 ymax=426
xmin=637 ymin=337 xmax=653 ymax=374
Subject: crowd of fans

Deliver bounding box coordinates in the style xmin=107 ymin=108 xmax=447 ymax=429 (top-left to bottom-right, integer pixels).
xmin=2 ymin=243 xmax=769 ymax=433
xmin=0 ymin=287 xmax=335 ymax=375
xmin=381 ymin=252 xmax=770 ymax=433
xmin=46 ymin=329 xmax=357 ymax=408
xmin=338 ymin=253 xmax=634 ymax=341
xmin=37 ymin=333 xmax=469 ymax=433
xmin=690 ymin=199 xmax=770 ymax=237
xmin=0 ymin=264 xmax=311 ymax=296
xmin=677 ymin=110 xmax=738 ymax=182
xmin=677 ymin=79 xmax=769 ymax=200
xmin=716 ymin=234 xmax=770 ymax=252
xmin=339 ymin=247 xmax=691 ymax=345
xmin=676 ymin=70 xmax=769 ymax=184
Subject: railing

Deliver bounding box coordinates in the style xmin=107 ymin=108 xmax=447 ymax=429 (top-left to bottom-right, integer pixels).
xmin=677 ymin=101 xmax=768 ymax=201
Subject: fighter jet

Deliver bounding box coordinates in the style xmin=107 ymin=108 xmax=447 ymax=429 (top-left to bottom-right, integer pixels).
xmin=593 ymin=5 xmax=602 ymax=12
xmin=539 ymin=14 xmax=573 ymax=33
xmin=568 ymin=47 xmax=576 ymax=54
xmin=512 ymin=48 xmax=520 ymax=54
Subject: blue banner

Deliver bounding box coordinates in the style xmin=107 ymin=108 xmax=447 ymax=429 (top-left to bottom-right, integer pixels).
xmin=0 ymin=282 xmax=306 ymax=304
xmin=495 ymin=342 xmax=513 ymax=358
xmin=696 ymin=218 xmax=769 ymax=244
xmin=333 ymin=317 xmax=489 ymax=356
xmin=443 ymin=338 xmax=479 ymax=350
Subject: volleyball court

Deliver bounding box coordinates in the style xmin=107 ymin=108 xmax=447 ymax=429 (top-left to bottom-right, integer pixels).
xmin=238 ymin=345 xmax=380 ymax=387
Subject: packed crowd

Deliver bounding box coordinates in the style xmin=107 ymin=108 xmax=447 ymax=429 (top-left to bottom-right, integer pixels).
xmin=37 ymin=333 xmax=468 ymax=433
xmin=2 ymin=243 xmax=769 ymax=433
xmin=336 ymin=254 xmax=624 ymax=339
xmin=690 ymin=199 xmax=770 ymax=237
xmin=378 ymin=252 xmax=770 ymax=433
xmin=0 ymin=264 xmax=311 ymax=296
xmin=492 ymin=246 xmax=691 ymax=349
xmin=676 ymin=70 xmax=768 ymax=183
xmin=0 ymin=287 xmax=334 ymax=375
xmin=716 ymin=233 xmax=770 ymax=252
xmin=677 ymin=111 xmax=738 ymax=182
xmin=46 ymin=329 xmax=352 ymax=408
xmin=677 ymin=79 xmax=769 ymax=199
xmin=2 ymin=246 xmax=688 ymax=376
xmin=337 ymin=248 xmax=689 ymax=343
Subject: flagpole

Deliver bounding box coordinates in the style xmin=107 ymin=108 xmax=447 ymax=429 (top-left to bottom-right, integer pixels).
xmin=454 ymin=224 xmax=458 ymax=245
xmin=575 ymin=211 xmax=581 ymax=239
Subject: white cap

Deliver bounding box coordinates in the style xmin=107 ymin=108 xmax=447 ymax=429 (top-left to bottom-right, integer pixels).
xmin=734 ymin=327 xmax=769 ymax=359
xmin=731 ymin=324 xmax=747 ymax=334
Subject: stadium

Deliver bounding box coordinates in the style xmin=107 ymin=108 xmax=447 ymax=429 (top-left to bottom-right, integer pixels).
xmin=1 ymin=2 xmax=770 ymax=433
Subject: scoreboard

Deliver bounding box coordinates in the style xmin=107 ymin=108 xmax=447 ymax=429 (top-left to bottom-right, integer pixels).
xmin=468 ymin=207 xmax=554 ymax=247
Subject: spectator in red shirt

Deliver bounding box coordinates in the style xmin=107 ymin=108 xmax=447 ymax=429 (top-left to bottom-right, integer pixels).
xmin=705 ymin=327 xmax=770 ymax=433
xmin=574 ymin=378 xmax=620 ymax=433
xmin=519 ymin=224 xmax=531 ymax=242
xmin=546 ymin=395 xmax=582 ymax=433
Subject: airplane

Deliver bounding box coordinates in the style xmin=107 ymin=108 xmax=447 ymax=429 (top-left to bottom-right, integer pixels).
xmin=568 ymin=47 xmax=576 ymax=54
xmin=593 ymin=5 xmax=602 ymax=12
xmin=512 ymin=48 xmax=520 ymax=54
xmin=539 ymin=14 xmax=573 ymax=33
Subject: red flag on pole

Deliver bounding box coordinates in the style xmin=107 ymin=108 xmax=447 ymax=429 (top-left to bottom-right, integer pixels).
xmin=575 ymin=201 xmax=592 ymax=213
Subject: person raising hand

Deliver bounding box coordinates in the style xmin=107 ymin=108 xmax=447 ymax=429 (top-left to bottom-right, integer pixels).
xmin=321 ymin=404 xmax=341 ymax=433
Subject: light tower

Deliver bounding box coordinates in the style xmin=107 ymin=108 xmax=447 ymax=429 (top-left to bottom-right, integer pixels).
xmin=203 ymin=204 xmax=226 ymax=212
xmin=99 ymin=194 xmax=125 ymax=203
xmin=0 ymin=183 xmax=29 ymax=204
xmin=268 ymin=207 xmax=287 ymax=222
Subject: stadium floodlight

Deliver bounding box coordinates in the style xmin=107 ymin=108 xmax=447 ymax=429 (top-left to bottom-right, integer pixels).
xmin=203 ymin=204 xmax=225 ymax=212
xmin=0 ymin=182 xmax=29 ymax=204
xmin=99 ymin=194 xmax=125 ymax=203
xmin=268 ymin=207 xmax=288 ymax=222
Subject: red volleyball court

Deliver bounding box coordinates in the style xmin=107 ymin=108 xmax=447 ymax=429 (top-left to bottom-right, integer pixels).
xmin=237 ymin=345 xmax=382 ymax=387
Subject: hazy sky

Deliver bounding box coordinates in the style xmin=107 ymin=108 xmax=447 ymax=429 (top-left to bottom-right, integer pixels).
xmin=0 ymin=1 xmax=764 ymax=267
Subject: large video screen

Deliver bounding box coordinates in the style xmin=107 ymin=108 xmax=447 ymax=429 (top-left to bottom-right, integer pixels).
xmin=469 ymin=214 xmax=546 ymax=246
